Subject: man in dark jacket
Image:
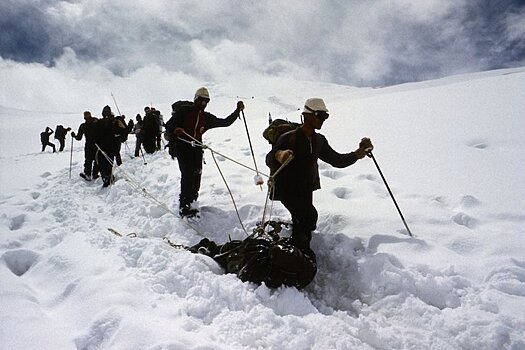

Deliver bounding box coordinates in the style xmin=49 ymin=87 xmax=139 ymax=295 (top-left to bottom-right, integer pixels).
xmin=40 ymin=127 xmax=56 ymax=152
xmin=96 ymin=106 xmax=126 ymax=187
xmin=72 ymin=111 xmax=99 ymax=181
xmin=142 ymin=107 xmax=160 ymax=154
xmin=167 ymin=87 xmax=244 ymax=217
xmin=266 ymin=98 xmax=373 ymax=249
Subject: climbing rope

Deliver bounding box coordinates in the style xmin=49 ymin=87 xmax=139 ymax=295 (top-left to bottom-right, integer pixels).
xmin=178 ymin=133 xmax=269 ymax=178
xmin=94 ymin=144 xmax=207 ymax=237
xmin=210 ymin=150 xmax=249 ymax=236
xmin=260 ymin=155 xmax=294 ymax=227
xmin=178 ymin=132 xmax=252 ymax=236
xmin=178 ymin=132 xmax=294 ymax=236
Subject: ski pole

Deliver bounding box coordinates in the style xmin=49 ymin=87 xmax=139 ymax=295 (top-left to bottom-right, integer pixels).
xmin=140 ymin=146 xmax=147 ymax=165
xmin=69 ymin=135 xmax=74 ymax=179
xmin=111 ymin=92 xmax=122 ymax=116
xmin=241 ymin=110 xmax=264 ymax=188
xmin=368 ymin=151 xmax=413 ymax=237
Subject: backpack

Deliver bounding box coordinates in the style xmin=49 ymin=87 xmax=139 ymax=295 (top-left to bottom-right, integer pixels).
xmin=54 ymin=125 xmax=65 ymax=139
xmin=262 ymin=119 xmax=301 ymax=145
xmin=165 ymin=100 xmax=194 ymax=137
xmin=163 ymin=101 xmax=195 ymax=158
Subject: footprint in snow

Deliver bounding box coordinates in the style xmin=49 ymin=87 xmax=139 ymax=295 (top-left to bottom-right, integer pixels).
xmin=74 ymin=314 xmax=122 ymax=350
xmin=321 ymin=169 xmax=346 ymax=180
xmin=485 ymin=263 xmax=525 ymax=297
xmin=431 ymin=196 xmax=450 ymax=207
xmin=332 ymin=187 xmax=352 ymax=199
xmin=460 ymin=195 xmax=481 ymax=208
xmin=1 ymin=249 xmax=40 ymax=276
xmin=447 ymin=237 xmax=482 ymax=254
xmin=8 ymin=214 xmax=26 ymax=231
xmin=452 ymin=212 xmax=478 ymax=229
xmin=30 ymin=192 xmax=41 ymax=200
xmin=466 ymin=138 xmax=489 ymax=149
xmin=357 ymin=173 xmax=378 ymax=182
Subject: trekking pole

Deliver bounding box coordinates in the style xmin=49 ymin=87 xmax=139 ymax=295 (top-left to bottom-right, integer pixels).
xmin=240 ymin=110 xmax=264 ymax=189
xmin=111 ymin=92 xmax=122 ymax=116
xmin=69 ymin=135 xmax=74 ymax=179
xmin=140 ymin=146 xmax=147 ymax=165
xmin=367 ymin=151 xmax=413 ymax=237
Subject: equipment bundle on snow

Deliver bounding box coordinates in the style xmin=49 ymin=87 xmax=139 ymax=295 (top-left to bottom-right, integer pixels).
xmin=262 ymin=119 xmax=301 ymax=145
xmin=187 ymin=221 xmax=317 ymax=289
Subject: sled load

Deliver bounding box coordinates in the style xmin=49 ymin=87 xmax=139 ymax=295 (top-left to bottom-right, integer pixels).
xmin=186 ymin=221 xmax=317 ymax=289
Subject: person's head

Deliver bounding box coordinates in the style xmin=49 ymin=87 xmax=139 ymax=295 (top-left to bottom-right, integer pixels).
xmin=144 ymin=106 xmax=151 ymax=114
xmin=83 ymin=111 xmax=93 ymax=121
xmin=136 ymin=114 xmax=142 ymax=122
xmin=302 ymin=98 xmax=329 ymax=130
xmin=194 ymin=87 xmax=210 ymax=110
xmin=102 ymin=105 xmax=112 ymax=118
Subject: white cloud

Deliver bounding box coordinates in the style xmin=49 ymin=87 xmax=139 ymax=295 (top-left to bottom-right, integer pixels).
xmin=1 ymin=0 xmax=524 ymax=91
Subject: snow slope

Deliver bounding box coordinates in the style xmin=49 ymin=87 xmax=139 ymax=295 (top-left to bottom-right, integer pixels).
xmin=1 ymin=67 xmax=525 ymax=349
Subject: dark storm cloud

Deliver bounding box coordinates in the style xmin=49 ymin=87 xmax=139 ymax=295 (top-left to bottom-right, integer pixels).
xmin=1 ymin=0 xmax=524 ymax=86
xmin=0 ymin=0 xmax=61 ymax=63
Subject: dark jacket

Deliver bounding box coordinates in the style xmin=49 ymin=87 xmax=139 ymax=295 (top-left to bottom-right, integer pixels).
xmin=74 ymin=119 xmax=99 ymax=146
xmin=40 ymin=127 xmax=53 ymax=143
xmin=54 ymin=125 xmax=68 ymax=140
xmin=95 ymin=117 xmax=126 ymax=153
xmin=266 ymin=127 xmax=358 ymax=199
xmin=168 ymin=104 xmax=239 ymax=143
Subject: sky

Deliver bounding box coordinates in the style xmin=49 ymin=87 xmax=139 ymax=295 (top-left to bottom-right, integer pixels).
xmin=1 ymin=67 xmax=525 ymax=349
xmin=1 ymin=0 xmax=525 ymax=88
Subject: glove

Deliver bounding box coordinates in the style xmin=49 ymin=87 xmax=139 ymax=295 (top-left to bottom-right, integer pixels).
xmin=71 ymin=132 xmax=76 ymax=138
xmin=174 ymin=128 xmax=185 ymax=137
xmin=356 ymin=137 xmax=373 ymax=159
xmin=237 ymin=101 xmax=245 ymax=111
xmin=360 ymin=138 xmax=373 ymax=151
xmin=275 ymin=149 xmax=294 ymax=164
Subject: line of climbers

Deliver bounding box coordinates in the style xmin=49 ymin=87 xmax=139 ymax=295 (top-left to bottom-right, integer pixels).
xmin=42 ymin=104 xmax=166 ymax=186
xmin=40 ymin=125 xmax=72 ymax=152
xmin=64 ymin=87 xmax=374 ymax=290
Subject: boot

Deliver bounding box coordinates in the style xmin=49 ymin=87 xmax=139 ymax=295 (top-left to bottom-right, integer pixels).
xmin=80 ymin=173 xmax=92 ymax=181
xmin=179 ymin=205 xmax=199 ymax=218
xmin=102 ymin=176 xmax=111 ymax=188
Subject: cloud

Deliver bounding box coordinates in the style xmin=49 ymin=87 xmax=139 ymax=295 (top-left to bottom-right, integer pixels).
xmin=1 ymin=0 xmax=524 ymax=88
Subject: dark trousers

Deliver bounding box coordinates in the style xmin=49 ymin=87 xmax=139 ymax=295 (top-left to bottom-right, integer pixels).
xmin=84 ymin=144 xmax=98 ymax=177
xmin=176 ymin=143 xmax=203 ymax=208
xmin=134 ymin=137 xmax=143 ymax=157
xmin=96 ymin=149 xmax=115 ymax=180
xmin=41 ymin=141 xmax=56 ymax=152
xmin=143 ymin=134 xmax=156 ymax=154
xmin=281 ymin=190 xmax=318 ymax=249
xmin=115 ymin=142 xmax=122 ymax=166
xmin=57 ymin=138 xmax=66 ymax=151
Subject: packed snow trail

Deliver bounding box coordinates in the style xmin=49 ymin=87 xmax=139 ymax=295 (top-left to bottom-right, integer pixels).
xmin=2 ymin=68 xmax=525 ymax=349
xmin=2 ymin=146 xmax=524 ymax=349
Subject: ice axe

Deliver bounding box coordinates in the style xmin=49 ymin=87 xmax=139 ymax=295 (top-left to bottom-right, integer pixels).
xmin=365 ymin=144 xmax=413 ymax=237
